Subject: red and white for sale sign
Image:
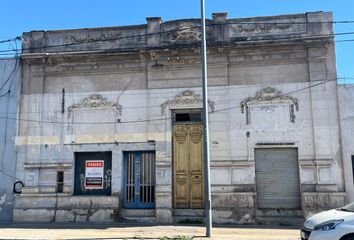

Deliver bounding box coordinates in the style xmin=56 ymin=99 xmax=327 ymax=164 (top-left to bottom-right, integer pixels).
xmin=85 ymin=160 xmax=104 ymax=189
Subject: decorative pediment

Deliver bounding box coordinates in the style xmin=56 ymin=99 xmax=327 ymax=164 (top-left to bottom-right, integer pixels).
xmin=169 ymin=24 xmax=201 ymax=42
xmin=68 ymin=94 xmax=122 ymax=118
xmin=161 ymin=90 xmax=215 ymax=114
xmin=240 ymin=87 xmax=298 ymax=113
xmin=240 ymin=87 xmax=299 ymax=124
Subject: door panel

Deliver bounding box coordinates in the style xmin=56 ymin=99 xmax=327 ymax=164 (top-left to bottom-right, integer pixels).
xmin=190 ymin=178 xmax=204 ymax=208
xmin=174 ymin=125 xmax=189 ymax=208
xmin=173 ymin=124 xmax=204 ymax=209
xmin=189 ymin=125 xmax=204 ymax=208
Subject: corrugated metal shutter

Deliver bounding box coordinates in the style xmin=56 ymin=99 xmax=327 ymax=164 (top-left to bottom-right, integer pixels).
xmin=255 ymin=148 xmax=301 ymax=209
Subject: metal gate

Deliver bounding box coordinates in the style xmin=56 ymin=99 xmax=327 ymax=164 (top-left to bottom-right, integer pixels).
xmin=255 ymin=148 xmax=301 ymax=209
xmin=123 ymin=151 xmax=155 ymax=209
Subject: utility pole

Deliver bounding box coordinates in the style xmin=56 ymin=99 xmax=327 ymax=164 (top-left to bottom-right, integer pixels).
xmin=200 ymin=0 xmax=212 ymax=237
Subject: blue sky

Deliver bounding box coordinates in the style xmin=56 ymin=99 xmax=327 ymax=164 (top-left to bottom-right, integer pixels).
xmin=0 ymin=0 xmax=353 ymax=82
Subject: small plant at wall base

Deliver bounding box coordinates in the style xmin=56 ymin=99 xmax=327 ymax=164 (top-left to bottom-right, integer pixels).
xmin=160 ymin=236 xmax=193 ymax=240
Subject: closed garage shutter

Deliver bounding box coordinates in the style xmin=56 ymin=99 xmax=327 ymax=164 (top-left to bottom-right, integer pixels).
xmin=255 ymin=148 xmax=301 ymax=209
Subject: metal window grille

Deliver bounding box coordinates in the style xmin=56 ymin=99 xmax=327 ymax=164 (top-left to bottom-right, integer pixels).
xmin=124 ymin=151 xmax=155 ymax=209
xmin=57 ymin=171 xmax=64 ymax=193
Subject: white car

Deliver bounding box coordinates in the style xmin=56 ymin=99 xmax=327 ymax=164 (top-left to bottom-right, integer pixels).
xmin=301 ymin=202 xmax=354 ymax=240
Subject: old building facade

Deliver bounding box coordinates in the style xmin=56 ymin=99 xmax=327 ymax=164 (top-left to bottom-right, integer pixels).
xmin=13 ymin=11 xmax=346 ymax=224
xmin=339 ymin=84 xmax=354 ymax=203
xmin=0 ymin=58 xmax=20 ymax=222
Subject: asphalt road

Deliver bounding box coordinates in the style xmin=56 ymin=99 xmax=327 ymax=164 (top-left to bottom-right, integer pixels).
xmin=0 ymin=223 xmax=301 ymax=240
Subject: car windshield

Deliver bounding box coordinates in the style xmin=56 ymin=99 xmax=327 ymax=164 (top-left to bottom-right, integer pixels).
xmin=338 ymin=202 xmax=354 ymax=212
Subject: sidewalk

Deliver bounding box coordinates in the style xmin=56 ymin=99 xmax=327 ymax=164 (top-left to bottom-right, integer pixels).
xmin=0 ymin=223 xmax=300 ymax=240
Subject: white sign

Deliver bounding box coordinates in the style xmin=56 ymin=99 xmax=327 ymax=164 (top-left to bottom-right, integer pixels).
xmin=85 ymin=160 xmax=104 ymax=189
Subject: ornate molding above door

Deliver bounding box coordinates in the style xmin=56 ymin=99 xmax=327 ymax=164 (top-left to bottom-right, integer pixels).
xmin=240 ymin=87 xmax=299 ymax=124
xmin=160 ymin=90 xmax=215 ymax=114
xmin=67 ymin=94 xmax=122 ymax=118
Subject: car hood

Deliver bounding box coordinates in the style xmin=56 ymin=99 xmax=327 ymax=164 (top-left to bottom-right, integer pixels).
xmin=304 ymin=209 xmax=354 ymax=230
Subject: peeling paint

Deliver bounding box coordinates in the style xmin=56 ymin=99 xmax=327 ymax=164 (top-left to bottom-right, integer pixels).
xmin=15 ymin=133 xmax=169 ymax=145
xmin=0 ymin=194 xmax=6 ymax=211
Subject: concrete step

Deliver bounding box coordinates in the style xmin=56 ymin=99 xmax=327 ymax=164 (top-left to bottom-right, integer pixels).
xmin=257 ymin=209 xmax=303 ymax=218
xmin=120 ymin=209 xmax=156 ymax=223
xmin=122 ymin=216 xmax=157 ymax=223
xmin=257 ymin=217 xmax=305 ymax=227
xmin=173 ymin=216 xmax=205 ymax=224
xmin=174 ymin=209 xmax=205 ymax=217
xmin=120 ymin=209 xmax=155 ymax=217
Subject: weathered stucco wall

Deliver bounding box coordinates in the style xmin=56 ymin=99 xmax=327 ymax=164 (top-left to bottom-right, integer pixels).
xmin=338 ymin=84 xmax=354 ymax=202
xmin=14 ymin=11 xmax=346 ymax=224
xmin=0 ymin=58 xmax=20 ymax=222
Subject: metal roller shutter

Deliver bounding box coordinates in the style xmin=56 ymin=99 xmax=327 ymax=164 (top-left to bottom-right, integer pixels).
xmin=255 ymin=148 xmax=301 ymax=209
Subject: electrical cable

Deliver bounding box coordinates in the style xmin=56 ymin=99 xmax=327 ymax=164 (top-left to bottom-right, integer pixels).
xmin=0 ymin=90 xmax=10 ymax=98
xmin=0 ymin=57 xmax=22 ymax=181
xmin=0 ymin=77 xmax=342 ymax=125
xmin=0 ymin=76 xmax=352 ymax=115
xmin=336 ymin=39 xmax=354 ymax=43
xmin=0 ymin=36 xmax=21 ymax=44
xmin=0 ymin=23 xmax=354 ymax=55
xmin=7 ymin=31 xmax=354 ymax=56
xmin=0 ymin=18 xmax=352 ymax=50
xmin=0 ymin=73 xmax=344 ymax=181
xmin=0 ymin=168 xmax=22 ymax=181
xmin=0 ymin=20 xmax=353 ymax=184
xmin=0 ymin=56 xmax=20 ymax=92
xmin=0 ymin=77 xmax=340 ymax=181
xmin=213 ymin=78 xmax=337 ymax=113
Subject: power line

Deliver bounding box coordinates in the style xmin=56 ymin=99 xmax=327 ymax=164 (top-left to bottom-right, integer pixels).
xmin=0 ymin=76 xmax=352 ymax=114
xmin=336 ymin=39 xmax=354 ymax=43
xmin=0 ymin=36 xmax=21 ymax=44
xmin=0 ymin=77 xmax=342 ymax=125
xmin=0 ymin=56 xmax=21 ymax=182
xmin=213 ymin=78 xmax=337 ymax=113
xmin=0 ymin=168 xmax=21 ymax=181
xmin=0 ymin=23 xmax=354 ymax=55
xmin=0 ymin=90 xmax=10 ymax=98
xmin=0 ymin=34 xmax=342 ymax=57
xmin=9 ymin=31 xmax=354 ymax=55
xmin=0 ymin=56 xmax=19 ymax=93
xmin=0 ymin=76 xmax=351 ymax=113
xmin=0 ymin=77 xmax=342 ymax=181
xmin=0 ymin=19 xmax=353 ymax=48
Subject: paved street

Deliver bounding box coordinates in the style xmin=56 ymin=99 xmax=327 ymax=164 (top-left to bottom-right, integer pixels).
xmin=0 ymin=223 xmax=301 ymax=240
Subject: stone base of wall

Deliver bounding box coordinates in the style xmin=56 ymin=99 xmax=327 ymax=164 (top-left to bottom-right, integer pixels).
xmin=302 ymin=192 xmax=347 ymax=217
xmin=13 ymin=192 xmax=347 ymax=223
xmin=210 ymin=192 xmax=347 ymax=224
xmin=211 ymin=192 xmax=256 ymax=224
xmin=13 ymin=195 xmax=119 ymax=222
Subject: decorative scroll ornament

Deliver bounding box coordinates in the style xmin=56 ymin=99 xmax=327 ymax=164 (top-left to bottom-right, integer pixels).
xmin=169 ymin=24 xmax=201 ymax=42
xmin=174 ymin=125 xmax=188 ymax=143
xmin=237 ymin=23 xmax=291 ymax=33
xmin=160 ymin=90 xmax=215 ymax=114
xmin=240 ymin=87 xmax=299 ymax=124
xmin=190 ymin=125 xmax=203 ymax=143
xmin=70 ymin=32 xmax=122 ymax=44
xmin=240 ymin=87 xmax=298 ymax=113
xmin=67 ymin=94 xmax=122 ymax=118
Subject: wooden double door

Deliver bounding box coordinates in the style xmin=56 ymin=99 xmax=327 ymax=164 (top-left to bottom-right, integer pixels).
xmin=173 ymin=124 xmax=204 ymax=209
